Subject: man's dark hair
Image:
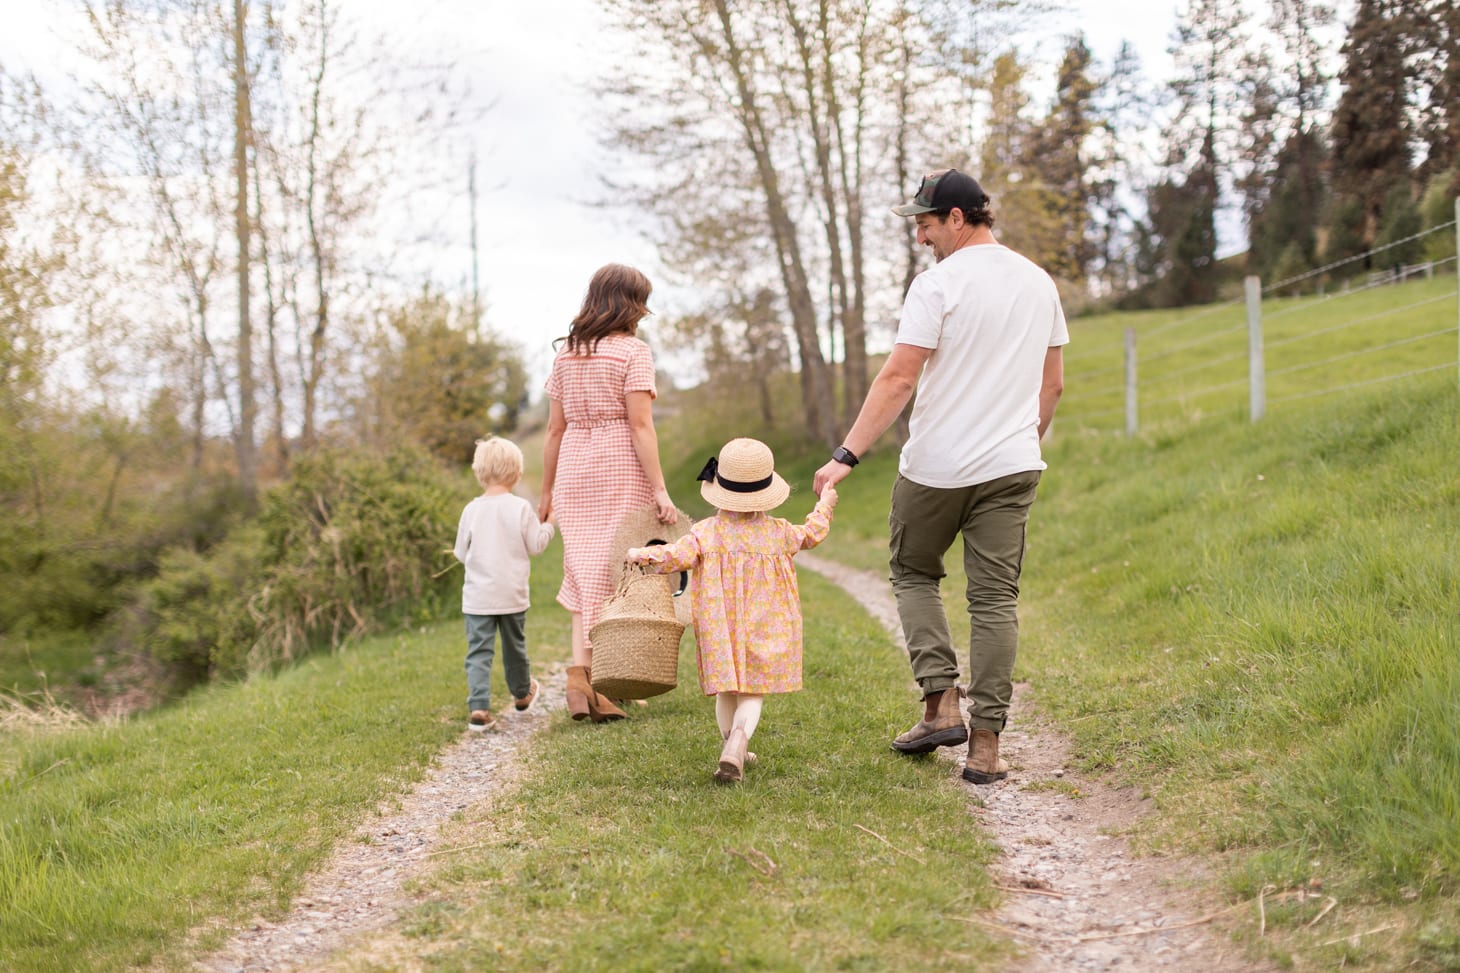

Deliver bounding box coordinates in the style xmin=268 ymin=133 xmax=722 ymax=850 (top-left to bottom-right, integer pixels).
xmin=932 ymin=204 xmax=996 ymax=230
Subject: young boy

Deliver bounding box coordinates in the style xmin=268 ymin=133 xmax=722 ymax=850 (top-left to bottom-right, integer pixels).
xmin=453 ymin=436 xmax=556 ymax=731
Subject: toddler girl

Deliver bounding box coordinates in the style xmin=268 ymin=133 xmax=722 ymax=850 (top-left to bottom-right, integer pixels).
xmin=626 ymin=438 xmax=836 ymax=782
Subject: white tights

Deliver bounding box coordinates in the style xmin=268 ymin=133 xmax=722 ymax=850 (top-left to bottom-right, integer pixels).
xmin=715 ymin=692 xmax=763 ymax=740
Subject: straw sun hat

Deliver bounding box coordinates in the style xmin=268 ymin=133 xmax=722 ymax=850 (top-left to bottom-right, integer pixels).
xmin=697 ymin=438 xmax=790 ymax=513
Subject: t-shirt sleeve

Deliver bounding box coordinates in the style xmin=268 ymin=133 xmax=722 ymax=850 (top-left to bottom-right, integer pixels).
xmin=1048 ymin=277 xmax=1071 ymax=348
xmin=894 ymin=272 xmax=943 ymax=350
xmin=544 ymin=353 xmax=562 ymax=399
xmin=624 ymin=339 xmax=657 ymax=398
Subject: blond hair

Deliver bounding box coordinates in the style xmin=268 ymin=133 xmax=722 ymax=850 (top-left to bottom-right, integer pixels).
xmin=471 ymin=436 xmax=524 ymax=488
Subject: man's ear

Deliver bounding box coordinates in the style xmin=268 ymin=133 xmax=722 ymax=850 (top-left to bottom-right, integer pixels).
xmin=948 ymin=207 xmax=966 ymax=229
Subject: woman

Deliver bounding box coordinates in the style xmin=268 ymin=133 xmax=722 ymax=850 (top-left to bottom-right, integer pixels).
xmin=539 ymin=264 xmax=678 ymax=722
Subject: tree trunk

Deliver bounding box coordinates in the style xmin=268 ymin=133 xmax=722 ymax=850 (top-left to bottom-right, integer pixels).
xmin=233 ymin=0 xmax=257 ymax=500
xmin=711 ymin=0 xmax=837 ymax=447
xmin=300 ymin=3 xmax=332 ymax=451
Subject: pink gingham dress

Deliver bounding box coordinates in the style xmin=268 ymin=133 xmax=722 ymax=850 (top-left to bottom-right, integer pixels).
xmin=544 ymin=333 xmax=658 ymax=644
xmin=629 ymin=496 xmax=835 ymax=695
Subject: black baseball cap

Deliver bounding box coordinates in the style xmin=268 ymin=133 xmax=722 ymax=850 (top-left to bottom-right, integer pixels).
xmin=891 ymin=168 xmax=990 ymax=217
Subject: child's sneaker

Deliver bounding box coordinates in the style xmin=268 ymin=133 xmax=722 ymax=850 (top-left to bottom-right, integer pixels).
xmin=513 ymin=678 xmax=540 ymax=712
xmin=468 ymin=710 xmax=496 ymax=732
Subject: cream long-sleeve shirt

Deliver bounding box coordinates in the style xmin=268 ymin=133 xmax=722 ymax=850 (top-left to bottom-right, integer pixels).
xmin=453 ymin=493 xmax=556 ymax=615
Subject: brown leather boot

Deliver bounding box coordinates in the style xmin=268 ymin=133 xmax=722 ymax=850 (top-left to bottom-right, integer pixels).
xmin=566 ymin=665 xmax=593 ymax=721
xmin=962 ymin=728 xmax=1009 ymax=784
xmin=585 ymin=667 xmax=626 ymax=723
xmin=891 ymin=685 xmax=968 ymax=754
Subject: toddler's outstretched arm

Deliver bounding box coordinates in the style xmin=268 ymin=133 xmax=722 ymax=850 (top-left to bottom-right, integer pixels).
xmin=625 ymin=531 xmax=703 ymax=573
xmin=792 ymin=485 xmax=837 ymax=551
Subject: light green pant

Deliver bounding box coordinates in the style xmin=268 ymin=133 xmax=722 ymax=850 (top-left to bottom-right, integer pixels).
xmin=888 ymin=470 xmax=1041 ymax=733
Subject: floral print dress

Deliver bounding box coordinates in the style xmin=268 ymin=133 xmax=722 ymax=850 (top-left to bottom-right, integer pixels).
xmin=630 ymin=495 xmax=835 ymax=695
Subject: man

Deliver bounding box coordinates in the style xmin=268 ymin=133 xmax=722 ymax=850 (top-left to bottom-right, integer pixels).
xmin=812 ymin=168 xmax=1067 ymax=784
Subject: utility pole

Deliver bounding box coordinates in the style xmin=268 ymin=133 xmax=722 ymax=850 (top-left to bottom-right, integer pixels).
xmin=469 ymin=152 xmax=481 ymax=336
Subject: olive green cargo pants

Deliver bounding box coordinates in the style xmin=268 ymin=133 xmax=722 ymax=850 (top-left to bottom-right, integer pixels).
xmin=888 ymin=469 xmax=1041 ymax=734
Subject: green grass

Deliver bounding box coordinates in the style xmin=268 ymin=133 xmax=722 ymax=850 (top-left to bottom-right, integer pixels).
xmin=5 ymin=272 xmax=1459 ymax=970
xmin=0 ymin=546 xmax=570 ymax=973
xmin=339 ymin=573 xmax=1006 ymax=972
xmin=1 ymin=522 xmax=1009 ymax=973
xmin=1061 ymin=275 xmax=1459 ymax=431
xmin=1022 ymin=369 xmax=1460 ymax=966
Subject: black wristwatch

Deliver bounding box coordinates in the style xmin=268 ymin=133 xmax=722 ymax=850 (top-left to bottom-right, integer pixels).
xmin=830 ymin=445 xmax=860 ymax=468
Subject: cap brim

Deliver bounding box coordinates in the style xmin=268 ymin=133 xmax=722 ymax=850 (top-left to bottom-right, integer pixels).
xmin=891 ymin=202 xmax=935 ymax=217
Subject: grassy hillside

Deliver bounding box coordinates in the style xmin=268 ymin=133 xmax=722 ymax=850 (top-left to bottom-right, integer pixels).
xmin=1058 ymin=275 xmax=1458 ymax=433
xmin=1022 ymin=369 xmax=1460 ymax=964
xmin=637 ymin=273 xmax=1460 ymax=967
xmin=3 ymin=273 xmax=1457 ymax=971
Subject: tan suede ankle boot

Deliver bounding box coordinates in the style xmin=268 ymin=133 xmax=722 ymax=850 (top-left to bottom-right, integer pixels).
xmin=962 ymin=728 xmax=1009 ymax=784
xmin=584 ymin=666 xmax=626 ymax=723
xmin=891 ymin=686 xmax=968 ymax=754
xmin=566 ymin=665 xmax=593 ymax=721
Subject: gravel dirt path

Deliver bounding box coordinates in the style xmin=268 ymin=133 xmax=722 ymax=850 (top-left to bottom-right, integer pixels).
xmin=194 ymin=667 xmax=569 ymax=973
xmin=799 ymin=552 xmax=1272 ymax=972
xmin=196 ymin=557 xmax=1273 ymax=972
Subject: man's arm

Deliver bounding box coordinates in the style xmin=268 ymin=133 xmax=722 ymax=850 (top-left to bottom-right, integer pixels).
xmin=1038 ymin=345 xmax=1064 ymax=440
xmin=812 ymin=342 xmax=932 ymax=495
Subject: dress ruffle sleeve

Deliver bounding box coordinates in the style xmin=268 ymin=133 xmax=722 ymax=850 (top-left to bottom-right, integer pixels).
xmin=786 ymin=494 xmax=836 ymax=552
xmin=627 ymin=531 xmax=703 ymax=573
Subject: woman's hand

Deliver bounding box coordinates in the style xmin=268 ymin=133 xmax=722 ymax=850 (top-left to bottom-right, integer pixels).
xmin=538 ymin=494 xmax=553 ymax=523
xmin=653 ymin=488 xmax=677 ymax=524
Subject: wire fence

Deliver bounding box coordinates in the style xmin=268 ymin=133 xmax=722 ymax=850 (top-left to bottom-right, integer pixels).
xmin=1060 ymin=205 xmax=1460 ymax=436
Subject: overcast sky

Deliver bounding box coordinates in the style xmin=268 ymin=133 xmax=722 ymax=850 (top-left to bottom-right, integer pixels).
xmin=3 ymin=0 xmax=1203 ymax=382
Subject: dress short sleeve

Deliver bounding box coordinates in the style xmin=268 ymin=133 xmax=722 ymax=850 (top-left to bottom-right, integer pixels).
xmin=624 ymin=339 xmax=657 ymax=398
xmin=544 ymin=352 xmax=562 ymax=399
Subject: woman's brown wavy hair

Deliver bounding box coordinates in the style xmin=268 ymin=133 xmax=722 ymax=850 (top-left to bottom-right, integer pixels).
xmin=562 ymin=263 xmax=652 ymax=354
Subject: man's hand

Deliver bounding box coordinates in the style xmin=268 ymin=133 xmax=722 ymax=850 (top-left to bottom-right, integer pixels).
xmin=813 ymin=460 xmax=852 ymax=497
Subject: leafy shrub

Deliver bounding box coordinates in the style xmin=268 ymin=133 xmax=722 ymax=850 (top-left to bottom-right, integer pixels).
xmin=247 ymin=446 xmax=462 ymax=671
xmin=130 ymin=446 xmax=464 ymax=680
xmin=132 ymin=527 xmax=267 ymax=682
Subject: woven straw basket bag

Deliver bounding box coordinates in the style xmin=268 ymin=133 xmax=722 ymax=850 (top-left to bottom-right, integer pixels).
xmin=589 ymin=564 xmax=685 ymax=699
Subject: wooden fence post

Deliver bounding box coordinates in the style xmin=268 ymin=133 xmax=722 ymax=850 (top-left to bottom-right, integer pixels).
xmin=1124 ymin=327 xmax=1137 ymax=437
xmin=1246 ymin=275 xmax=1265 ymax=422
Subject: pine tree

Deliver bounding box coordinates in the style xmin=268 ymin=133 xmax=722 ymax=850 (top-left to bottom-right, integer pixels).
xmin=1322 ymin=196 xmax=1369 ymax=279
xmin=1374 ymin=184 xmax=1423 ymax=271
xmin=1245 ymin=0 xmax=1333 ymax=279
xmin=1087 ymin=41 xmax=1156 ymax=299
xmin=1414 ymin=0 xmax=1459 ymax=188
xmin=1023 ymin=36 xmax=1098 ymax=285
xmin=1329 ymin=0 xmax=1414 ymax=243
xmin=1149 ymin=0 xmax=1250 ymax=305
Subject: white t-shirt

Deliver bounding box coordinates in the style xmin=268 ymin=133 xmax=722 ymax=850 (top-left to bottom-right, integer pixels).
xmin=453 ymin=493 xmax=556 ymax=615
xmin=895 ymin=244 xmax=1070 ymax=489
